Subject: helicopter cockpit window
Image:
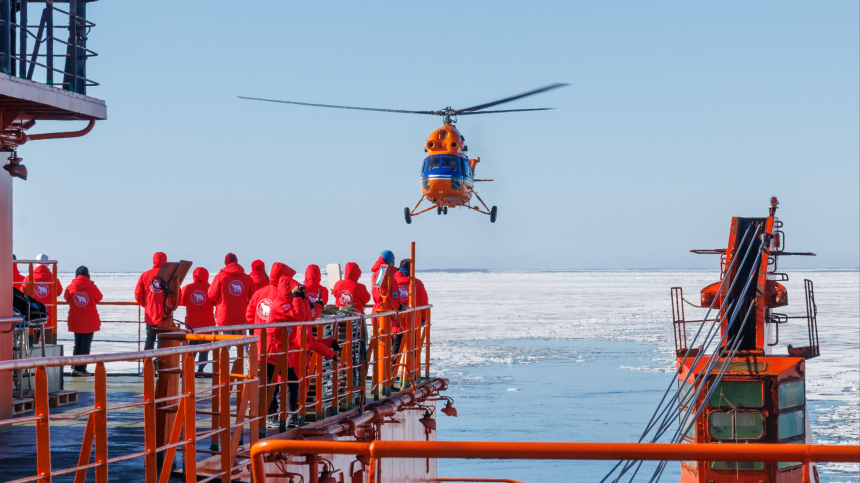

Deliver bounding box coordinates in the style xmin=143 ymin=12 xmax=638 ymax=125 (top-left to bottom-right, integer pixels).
xmin=461 ymin=158 xmax=473 ymax=178
xmin=441 ymin=156 xmax=461 ymax=172
xmin=425 ymin=156 xmax=441 ymax=170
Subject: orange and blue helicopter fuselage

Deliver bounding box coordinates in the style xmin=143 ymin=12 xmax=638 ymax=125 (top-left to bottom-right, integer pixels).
xmin=420 ymin=124 xmax=476 ymax=208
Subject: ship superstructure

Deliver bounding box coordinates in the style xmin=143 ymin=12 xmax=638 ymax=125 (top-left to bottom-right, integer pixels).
xmin=669 ymin=197 xmax=821 ymax=482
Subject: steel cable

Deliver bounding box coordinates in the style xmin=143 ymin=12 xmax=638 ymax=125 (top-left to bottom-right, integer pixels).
xmin=602 ymin=225 xmax=757 ymax=483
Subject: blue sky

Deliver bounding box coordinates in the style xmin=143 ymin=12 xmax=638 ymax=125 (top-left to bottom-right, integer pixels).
xmin=11 ymin=1 xmax=859 ymax=272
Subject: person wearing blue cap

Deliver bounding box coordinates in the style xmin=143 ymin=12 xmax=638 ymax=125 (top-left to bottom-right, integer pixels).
xmin=370 ymin=250 xmax=398 ymax=314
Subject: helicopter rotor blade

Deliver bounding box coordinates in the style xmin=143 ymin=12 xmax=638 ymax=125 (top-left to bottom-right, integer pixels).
xmin=237 ymin=96 xmax=439 ymax=115
xmin=453 ymin=83 xmax=568 ymax=114
xmin=457 ymin=108 xmax=555 ymax=115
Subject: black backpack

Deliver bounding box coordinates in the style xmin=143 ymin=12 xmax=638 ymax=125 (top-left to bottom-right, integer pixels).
xmin=12 ymin=287 xmax=48 ymax=322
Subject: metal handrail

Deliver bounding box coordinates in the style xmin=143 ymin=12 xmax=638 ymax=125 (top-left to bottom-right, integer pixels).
xmin=0 ymin=336 xmax=256 ymax=371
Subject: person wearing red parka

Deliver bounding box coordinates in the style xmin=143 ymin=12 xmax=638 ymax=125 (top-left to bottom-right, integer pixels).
xmin=180 ymin=267 xmax=216 ymax=373
xmin=303 ymin=264 xmax=329 ymax=307
xmin=134 ymin=252 xmax=168 ymax=350
xmin=25 ymin=253 xmax=64 ymax=344
xmin=332 ymin=262 xmax=371 ymax=314
xmin=268 ymin=276 xmax=336 ymax=428
xmin=64 ymin=266 xmax=103 ymax=376
xmin=209 ymin=253 xmax=255 ymax=328
xmin=249 ymin=260 xmax=269 ymax=292
xmin=245 ymin=262 xmax=295 ymax=362
xmin=370 ymin=250 xmax=398 ymax=314
xmin=391 ymin=259 xmax=429 ymax=357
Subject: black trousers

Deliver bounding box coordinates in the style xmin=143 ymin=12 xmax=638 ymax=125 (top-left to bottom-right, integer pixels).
xmin=72 ymin=332 xmax=94 ymax=372
xmin=391 ymin=333 xmax=403 ymax=358
xmin=144 ymin=324 xmax=159 ymax=351
xmin=266 ymin=364 xmax=299 ymax=416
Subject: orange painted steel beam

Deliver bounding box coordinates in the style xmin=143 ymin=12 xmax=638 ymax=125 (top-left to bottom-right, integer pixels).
xmin=250 ymin=440 xmax=860 ymax=483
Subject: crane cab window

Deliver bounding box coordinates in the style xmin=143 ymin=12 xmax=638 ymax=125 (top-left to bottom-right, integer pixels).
xmin=779 ymin=380 xmax=805 ymax=409
xmin=708 ymin=381 xmax=763 ymax=408
xmin=440 ymin=155 xmax=461 ymax=172
xmin=708 ymin=411 xmax=764 ymax=440
xmin=778 ymin=409 xmax=805 ymax=440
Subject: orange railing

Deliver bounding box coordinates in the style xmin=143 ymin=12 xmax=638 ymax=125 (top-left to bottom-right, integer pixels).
xmin=250 ymin=440 xmax=860 ymax=483
xmin=0 ymin=333 xmax=260 ymax=483
xmin=193 ymin=305 xmax=433 ymax=428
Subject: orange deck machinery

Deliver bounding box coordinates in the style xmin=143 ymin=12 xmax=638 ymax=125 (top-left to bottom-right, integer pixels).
xmin=668 ymin=197 xmax=821 ymax=483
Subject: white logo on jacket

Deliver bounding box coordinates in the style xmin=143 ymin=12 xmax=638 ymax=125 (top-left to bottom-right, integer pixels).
xmin=337 ymin=291 xmax=353 ymax=306
xmin=34 ymin=284 xmax=49 ymax=298
xmin=150 ymin=279 xmax=162 ymax=294
xmin=257 ymin=298 xmax=272 ymax=321
xmin=73 ymin=292 xmax=89 ymax=307
xmin=228 ymin=280 xmax=244 ymax=296
xmin=398 ymin=285 xmax=409 ymax=302
xmin=308 ymin=293 xmax=318 ymax=304
xmin=190 ymin=290 xmax=206 ymax=305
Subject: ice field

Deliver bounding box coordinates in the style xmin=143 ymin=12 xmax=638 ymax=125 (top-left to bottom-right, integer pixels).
xmin=51 ymin=269 xmax=859 ymax=482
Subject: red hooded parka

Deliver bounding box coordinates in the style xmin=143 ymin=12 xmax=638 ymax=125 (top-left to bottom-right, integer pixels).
xmin=304 ymin=265 xmax=329 ymax=306
xmin=134 ymin=252 xmax=168 ymax=326
xmin=249 ymin=260 xmax=269 ymax=292
xmin=393 ymin=269 xmax=429 ymax=330
xmin=25 ymin=265 xmax=64 ymax=329
xmin=208 ymin=262 xmax=255 ymax=326
xmin=245 ymin=262 xmax=296 ymax=363
xmin=180 ymin=267 xmax=216 ymax=329
xmin=332 ymin=262 xmax=370 ymax=314
xmin=268 ymin=277 xmax=333 ymax=368
xmin=370 ymin=256 xmax=398 ymax=314
xmin=64 ymin=275 xmax=103 ymax=333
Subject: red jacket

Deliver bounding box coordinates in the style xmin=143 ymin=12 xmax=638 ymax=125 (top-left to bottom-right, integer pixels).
xmin=25 ymin=265 xmax=63 ymax=329
xmin=333 ymin=262 xmax=370 ymax=314
xmin=12 ymin=264 xmax=24 ymax=290
xmin=268 ymin=277 xmax=333 ymax=367
xmin=134 ymin=252 xmax=168 ymax=326
xmin=304 ymin=265 xmax=329 ymax=306
xmin=245 ymin=262 xmax=295 ymax=363
xmin=249 ymin=260 xmax=269 ymax=292
xmin=208 ymin=262 xmax=255 ymax=326
xmin=393 ymin=270 xmax=429 ymax=331
xmin=179 ymin=267 xmax=216 ymax=329
xmin=370 ymin=257 xmax=398 ymax=313
xmin=64 ymin=275 xmax=103 ymax=333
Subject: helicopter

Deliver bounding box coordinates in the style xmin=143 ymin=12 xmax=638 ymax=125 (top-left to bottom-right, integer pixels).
xmin=238 ymin=83 xmax=567 ymax=224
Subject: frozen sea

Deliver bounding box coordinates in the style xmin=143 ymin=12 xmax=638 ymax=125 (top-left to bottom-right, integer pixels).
xmin=52 ymin=269 xmax=859 ymax=482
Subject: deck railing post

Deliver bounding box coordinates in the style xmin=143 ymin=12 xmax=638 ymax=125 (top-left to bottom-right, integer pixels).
xmin=35 ymin=366 xmax=52 ymax=482
xmin=381 ymin=316 xmax=391 ymax=396
xmin=210 ymin=347 xmax=220 ymax=452
xmin=182 ymin=353 xmax=196 ymax=482
xmin=218 ymin=347 xmax=231 ymax=482
xmin=331 ymin=321 xmax=340 ymax=415
xmin=315 ymin=323 xmax=324 ymax=417
xmin=280 ymin=326 xmax=290 ymax=429
xmin=299 ymin=325 xmax=307 ymax=425
xmin=94 ymin=362 xmax=108 ymax=483
xmin=371 ymin=320 xmax=379 ymax=401
xmin=345 ymin=319 xmax=354 ymax=410
xmin=143 ymin=358 xmax=157 ymax=482
xmin=258 ymin=328 xmax=267 ymax=438
xmin=424 ymin=310 xmax=431 ymax=380
xmin=248 ymin=341 xmax=259 ymax=446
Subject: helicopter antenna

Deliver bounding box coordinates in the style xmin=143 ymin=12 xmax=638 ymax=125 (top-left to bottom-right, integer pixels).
xmin=238 ymin=83 xmax=568 ymax=125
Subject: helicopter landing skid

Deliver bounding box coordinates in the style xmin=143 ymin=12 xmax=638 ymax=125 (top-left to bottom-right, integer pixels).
xmin=404 ymin=193 xmax=497 ymax=223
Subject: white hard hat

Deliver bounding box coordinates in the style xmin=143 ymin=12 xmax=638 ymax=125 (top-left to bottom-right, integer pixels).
xmin=36 ymin=253 xmax=49 ymax=264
